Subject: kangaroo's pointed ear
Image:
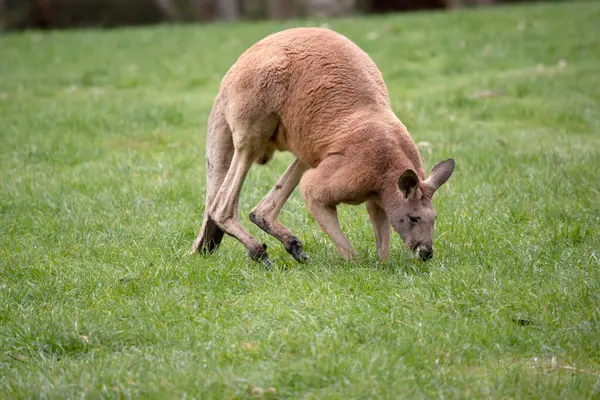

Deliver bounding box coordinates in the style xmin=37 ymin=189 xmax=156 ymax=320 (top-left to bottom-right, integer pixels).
xmin=398 ymin=169 xmax=419 ymax=199
xmin=424 ymin=158 xmax=455 ymax=191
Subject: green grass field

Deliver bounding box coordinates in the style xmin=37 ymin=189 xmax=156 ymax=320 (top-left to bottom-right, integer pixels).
xmin=1 ymin=1 xmax=599 ymax=398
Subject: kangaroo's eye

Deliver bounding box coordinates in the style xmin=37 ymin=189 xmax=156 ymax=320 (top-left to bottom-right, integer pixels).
xmin=408 ymin=215 xmax=421 ymax=224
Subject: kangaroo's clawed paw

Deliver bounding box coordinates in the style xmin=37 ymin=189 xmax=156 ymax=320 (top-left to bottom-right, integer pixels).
xmin=286 ymin=238 xmax=310 ymax=264
xmin=248 ymin=243 xmax=274 ymax=270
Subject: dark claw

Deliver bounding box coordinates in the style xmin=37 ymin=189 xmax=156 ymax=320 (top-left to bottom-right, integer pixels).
xmin=286 ymin=239 xmax=310 ymax=264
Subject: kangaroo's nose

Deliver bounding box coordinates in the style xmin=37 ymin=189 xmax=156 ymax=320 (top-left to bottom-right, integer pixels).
xmin=416 ymin=246 xmax=433 ymax=261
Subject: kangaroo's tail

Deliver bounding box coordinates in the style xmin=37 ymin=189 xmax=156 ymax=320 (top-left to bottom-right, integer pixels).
xmin=191 ymin=99 xmax=233 ymax=254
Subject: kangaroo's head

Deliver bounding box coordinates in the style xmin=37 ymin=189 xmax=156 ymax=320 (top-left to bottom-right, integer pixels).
xmin=390 ymin=159 xmax=455 ymax=261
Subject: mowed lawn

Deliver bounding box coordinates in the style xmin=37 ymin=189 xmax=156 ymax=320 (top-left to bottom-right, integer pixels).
xmin=1 ymin=2 xmax=599 ymax=398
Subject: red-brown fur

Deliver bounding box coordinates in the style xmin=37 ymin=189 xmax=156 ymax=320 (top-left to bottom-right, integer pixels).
xmin=191 ymin=27 xmax=455 ymax=267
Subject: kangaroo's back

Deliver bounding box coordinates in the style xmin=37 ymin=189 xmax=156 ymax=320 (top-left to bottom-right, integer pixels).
xmin=219 ymin=27 xmax=394 ymax=167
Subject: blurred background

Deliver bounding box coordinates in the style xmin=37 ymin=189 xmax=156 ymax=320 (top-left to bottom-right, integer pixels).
xmin=0 ymin=0 xmax=576 ymax=31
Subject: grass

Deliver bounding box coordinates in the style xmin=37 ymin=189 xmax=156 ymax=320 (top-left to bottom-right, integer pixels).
xmin=1 ymin=1 xmax=600 ymax=398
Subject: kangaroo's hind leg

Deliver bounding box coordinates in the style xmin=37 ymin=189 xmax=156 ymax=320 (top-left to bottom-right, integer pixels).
xmin=250 ymin=158 xmax=310 ymax=263
xmin=207 ymin=114 xmax=280 ymax=268
xmin=209 ymin=148 xmax=272 ymax=266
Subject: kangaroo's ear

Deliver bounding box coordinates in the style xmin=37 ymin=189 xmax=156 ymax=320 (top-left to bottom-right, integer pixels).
xmin=424 ymin=158 xmax=455 ymax=191
xmin=398 ymin=169 xmax=419 ymax=199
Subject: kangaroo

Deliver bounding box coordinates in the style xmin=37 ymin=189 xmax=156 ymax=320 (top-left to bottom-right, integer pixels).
xmin=191 ymin=27 xmax=455 ymax=268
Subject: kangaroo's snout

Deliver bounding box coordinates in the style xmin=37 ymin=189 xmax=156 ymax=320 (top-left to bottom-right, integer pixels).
xmin=415 ymin=245 xmax=433 ymax=261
